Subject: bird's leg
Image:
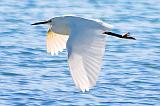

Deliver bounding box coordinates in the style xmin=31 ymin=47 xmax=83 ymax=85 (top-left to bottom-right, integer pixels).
xmin=103 ymin=32 xmax=136 ymax=40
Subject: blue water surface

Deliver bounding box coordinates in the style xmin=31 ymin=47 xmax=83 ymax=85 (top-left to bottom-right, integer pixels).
xmin=0 ymin=0 xmax=160 ymax=106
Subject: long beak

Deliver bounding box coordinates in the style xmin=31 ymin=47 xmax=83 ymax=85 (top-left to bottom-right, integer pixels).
xmin=31 ymin=20 xmax=51 ymax=25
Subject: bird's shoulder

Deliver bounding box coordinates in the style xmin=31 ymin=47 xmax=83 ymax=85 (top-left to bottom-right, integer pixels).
xmin=64 ymin=16 xmax=113 ymax=30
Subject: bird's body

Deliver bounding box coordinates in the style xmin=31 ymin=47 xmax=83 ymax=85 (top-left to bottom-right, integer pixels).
xmin=50 ymin=16 xmax=112 ymax=35
xmin=32 ymin=16 xmax=135 ymax=92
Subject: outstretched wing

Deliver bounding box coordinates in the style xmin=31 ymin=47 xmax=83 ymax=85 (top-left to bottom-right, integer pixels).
xmin=67 ymin=28 xmax=106 ymax=92
xmin=46 ymin=29 xmax=69 ymax=55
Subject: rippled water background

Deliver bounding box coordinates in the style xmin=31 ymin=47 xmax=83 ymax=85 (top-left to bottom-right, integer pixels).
xmin=0 ymin=0 xmax=160 ymax=105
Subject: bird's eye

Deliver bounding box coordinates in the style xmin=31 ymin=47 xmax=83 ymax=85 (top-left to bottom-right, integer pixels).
xmin=48 ymin=19 xmax=52 ymax=23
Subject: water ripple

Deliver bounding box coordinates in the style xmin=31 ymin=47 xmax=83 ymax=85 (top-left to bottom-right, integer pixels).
xmin=0 ymin=0 xmax=160 ymax=106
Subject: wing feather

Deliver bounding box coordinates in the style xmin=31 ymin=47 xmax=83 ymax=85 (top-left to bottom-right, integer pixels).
xmin=67 ymin=29 xmax=106 ymax=92
xmin=46 ymin=29 xmax=69 ymax=55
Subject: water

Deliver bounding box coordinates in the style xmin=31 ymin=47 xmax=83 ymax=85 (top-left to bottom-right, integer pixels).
xmin=0 ymin=0 xmax=160 ymax=105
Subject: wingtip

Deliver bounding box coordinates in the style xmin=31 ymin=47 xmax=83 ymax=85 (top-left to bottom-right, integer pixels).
xmin=80 ymin=87 xmax=90 ymax=93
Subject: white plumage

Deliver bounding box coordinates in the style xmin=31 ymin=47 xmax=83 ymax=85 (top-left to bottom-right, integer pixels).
xmin=46 ymin=29 xmax=68 ymax=55
xmin=32 ymin=16 xmax=114 ymax=92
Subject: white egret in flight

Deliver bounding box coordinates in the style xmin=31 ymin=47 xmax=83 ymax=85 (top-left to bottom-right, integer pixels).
xmin=32 ymin=16 xmax=135 ymax=92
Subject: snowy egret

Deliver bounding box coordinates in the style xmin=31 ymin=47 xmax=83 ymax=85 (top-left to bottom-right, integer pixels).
xmin=32 ymin=16 xmax=135 ymax=92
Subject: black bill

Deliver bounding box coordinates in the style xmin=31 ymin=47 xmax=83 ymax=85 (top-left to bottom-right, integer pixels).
xmin=31 ymin=20 xmax=51 ymax=25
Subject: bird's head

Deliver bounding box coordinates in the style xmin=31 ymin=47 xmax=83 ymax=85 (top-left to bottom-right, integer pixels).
xmin=32 ymin=17 xmax=69 ymax=35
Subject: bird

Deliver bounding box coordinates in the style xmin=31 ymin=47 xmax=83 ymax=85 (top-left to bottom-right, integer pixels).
xmin=32 ymin=16 xmax=135 ymax=92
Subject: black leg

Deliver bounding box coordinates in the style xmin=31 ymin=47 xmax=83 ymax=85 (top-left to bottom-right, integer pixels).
xmin=103 ymin=32 xmax=136 ymax=40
